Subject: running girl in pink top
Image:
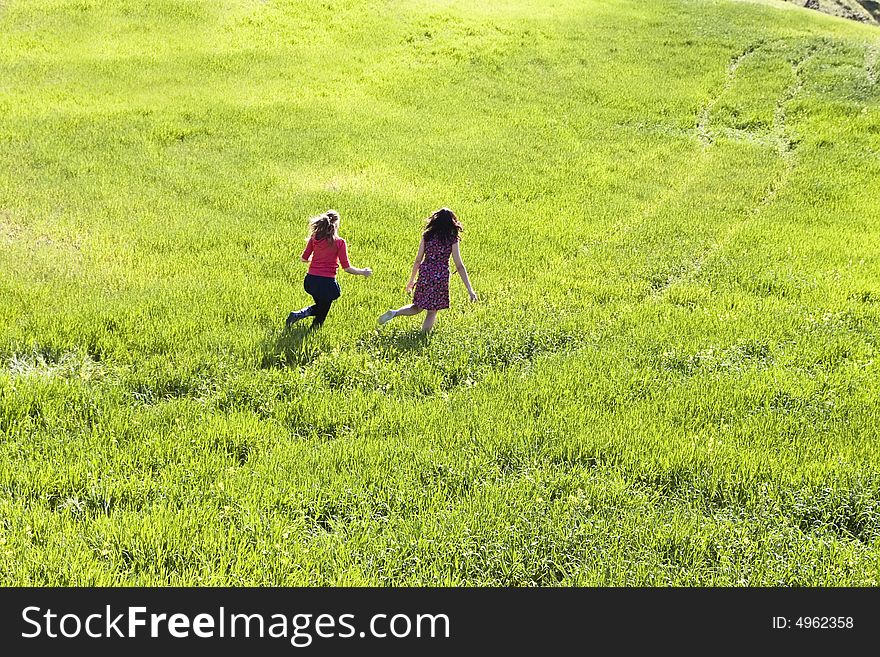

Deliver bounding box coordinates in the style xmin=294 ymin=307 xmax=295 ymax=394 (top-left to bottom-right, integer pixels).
xmin=286 ymin=210 xmax=372 ymax=329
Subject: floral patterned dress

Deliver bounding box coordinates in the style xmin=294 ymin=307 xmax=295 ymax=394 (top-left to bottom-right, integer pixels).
xmin=413 ymin=235 xmax=457 ymax=310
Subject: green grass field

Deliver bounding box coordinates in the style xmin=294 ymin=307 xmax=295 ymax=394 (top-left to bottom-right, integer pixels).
xmin=1 ymin=0 xmax=879 ymax=585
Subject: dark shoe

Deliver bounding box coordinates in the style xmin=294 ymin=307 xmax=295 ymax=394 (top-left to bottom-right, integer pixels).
xmin=286 ymin=310 xmax=305 ymax=328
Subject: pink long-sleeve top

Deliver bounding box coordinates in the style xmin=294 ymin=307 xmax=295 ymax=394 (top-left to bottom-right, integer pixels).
xmin=301 ymin=236 xmax=350 ymax=278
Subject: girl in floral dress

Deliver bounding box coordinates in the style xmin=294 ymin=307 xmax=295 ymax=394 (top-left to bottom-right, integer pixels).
xmin=378 ymin=208 xmax=477 ymax=333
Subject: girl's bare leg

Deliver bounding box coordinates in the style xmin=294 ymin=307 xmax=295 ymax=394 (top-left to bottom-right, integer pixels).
xmin=421 ymin=310 xmax=439 ymax=333
xmin=393 ymin=304 xmax=423 ymax=316
xmin=378 ymin=304 xmax=422 ymax=325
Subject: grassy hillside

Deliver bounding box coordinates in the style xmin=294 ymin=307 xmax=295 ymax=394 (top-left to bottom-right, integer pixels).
xmin=1 ymin=0 xmax=879 ymax=584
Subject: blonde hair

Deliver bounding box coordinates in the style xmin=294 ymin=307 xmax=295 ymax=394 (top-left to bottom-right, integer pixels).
xmin=308 ymin=210 xmax=340 ymax=242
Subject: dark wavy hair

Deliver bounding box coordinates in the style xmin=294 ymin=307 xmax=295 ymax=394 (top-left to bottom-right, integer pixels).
xmin=308 ymin=210 xmax=340 ymax=242
xmin=423 ymin=207 xmax=462 ymax=242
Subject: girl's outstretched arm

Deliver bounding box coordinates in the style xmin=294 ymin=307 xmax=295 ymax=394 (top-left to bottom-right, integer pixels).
xmin=405 ymin=238 xmax=426 ymax=293
xmin=451 ymin=242 xmax=477 ymax=301
xmin=338 ymin=239 xmax=372 ymax=276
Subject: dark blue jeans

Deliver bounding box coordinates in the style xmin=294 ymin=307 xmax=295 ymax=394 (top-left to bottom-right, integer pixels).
xmin=303 ymin=273 xmax=341 ymax=327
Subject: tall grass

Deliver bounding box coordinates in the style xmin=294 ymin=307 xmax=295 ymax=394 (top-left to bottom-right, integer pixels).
xmin=1 ymin=0 xmax=879 ymax=584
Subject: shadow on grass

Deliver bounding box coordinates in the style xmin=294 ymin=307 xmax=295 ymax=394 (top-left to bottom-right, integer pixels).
xmin=260 ymin=325 xmax=323 ymax=369
xmin=261 ymin=322 xmax=430 ymax=370
xmin=367 ymin=328 xmax=430 ymax=356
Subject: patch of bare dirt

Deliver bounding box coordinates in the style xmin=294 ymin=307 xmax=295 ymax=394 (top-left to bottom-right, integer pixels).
xmin=785 ymin=0 xmax=879 ymax=24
